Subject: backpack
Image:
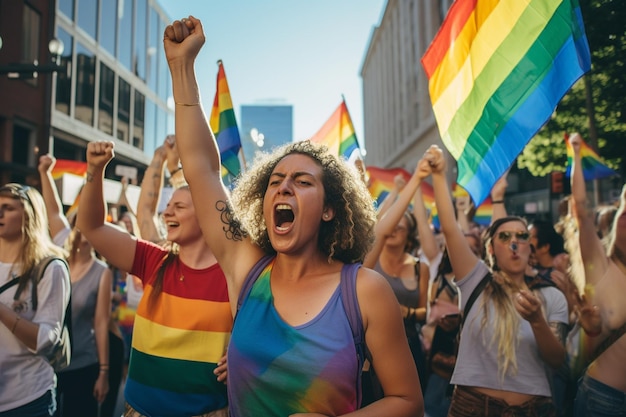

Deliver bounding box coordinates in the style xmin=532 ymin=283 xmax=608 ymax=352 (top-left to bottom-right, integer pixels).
xmin=237 ymin=257 xmax=368 ymax=407
xmin=1 ymin=256 xmax=72 ymax=372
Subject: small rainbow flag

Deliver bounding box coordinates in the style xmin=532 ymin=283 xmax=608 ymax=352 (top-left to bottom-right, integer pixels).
xmin=51 ymin=159 xmax=87 ymax=180
xmin=565 ymin=134 xmax=617 ymax=181
xmin=210 ymin=60 xmax=242 ymax=178
xmin=453 ymin=184 xmax=493 ymax=226
xmin=421 ymin=0 xmax=591 ymax=206
xmin=310 ymin=98 xmax=362 ymax=161
xmin=365 ymin=166 xmax=411 ymax=208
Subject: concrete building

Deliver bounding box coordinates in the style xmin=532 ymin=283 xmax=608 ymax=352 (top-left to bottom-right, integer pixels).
xmin=360 ymin=0 xmax=453 ymax=173
xmin=240 ymin=103 xmax=293 ymax=167
xmin=0 ymin=0 xmax=173 ymax=197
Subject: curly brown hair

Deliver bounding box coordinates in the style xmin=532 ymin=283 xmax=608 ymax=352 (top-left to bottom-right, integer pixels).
xmin=231 ymin=140 xmax=377 ymax=264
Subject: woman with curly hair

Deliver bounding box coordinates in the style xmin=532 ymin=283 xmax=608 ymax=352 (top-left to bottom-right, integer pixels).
xmin=422 ymin=145 xmax=568 ymax=417
xmin=0 ymin=183 xmax=70 ymax=416
xmin=163 ymin=15 xmax=422 ymax=417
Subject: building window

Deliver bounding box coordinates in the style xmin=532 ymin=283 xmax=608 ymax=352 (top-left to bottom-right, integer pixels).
xmin=134 ymin=0 xmax=147 ymax=80
xmin=144 ymin=98 xmax=156 ymax=156
xmin=59 ymin=0 xmax=74 ymax=20
xmin=147 ymin=7 xmax=159 ymax=91
xmin=75 ymin=42 xmax=95 ymax=126
xmin=98 ymin=63 xmax=115 ymax=135
xmin=55 ymin=28 xmax=73 ymax=115
xmin=99 ymin=0 xmax=117 ymax=56
xmin=22 ymin=5 xmax=40 ymax=87
xmin=77 ymin=0 xmax=97 ymax=40
xmin=133 ymin=90 xmax=145 ymax=149
xmin=117 ymin=77 xmax=131 ymax=142
xmin=118 ymin=0 xmax=133 ymax=70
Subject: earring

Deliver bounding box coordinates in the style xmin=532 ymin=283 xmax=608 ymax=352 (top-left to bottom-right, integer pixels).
xmin=323 ymin=213 xmax=329 ymax=220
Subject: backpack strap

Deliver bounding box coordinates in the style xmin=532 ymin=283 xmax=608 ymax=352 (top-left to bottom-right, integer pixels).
xmin=0 ymin=277 xmax=19 ymax=294
xmin=461 ymin=272 xmax=492 ymax=328
xmin=236 ymin=255 xmax=274 ymax=313
xmin=339 ymin=262 xmax=366 ymax=406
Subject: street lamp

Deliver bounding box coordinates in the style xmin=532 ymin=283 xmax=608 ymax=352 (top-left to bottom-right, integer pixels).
xmin=0 ymin=36 xmax=68 ymax=79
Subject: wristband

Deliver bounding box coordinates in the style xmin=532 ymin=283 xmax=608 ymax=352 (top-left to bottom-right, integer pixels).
xmin=492 ymin=200 xmax=504 ymax=204
xmin=175 ymin=101 xmax=200 ymax=107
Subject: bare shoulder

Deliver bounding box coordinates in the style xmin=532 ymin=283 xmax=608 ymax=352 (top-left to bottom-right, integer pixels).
xmin=355 ymin=266 xmax=399 ymax=327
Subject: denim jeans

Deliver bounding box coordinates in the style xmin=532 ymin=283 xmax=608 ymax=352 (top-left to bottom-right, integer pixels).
xmin=0 ymin=390 xmax=56 ymax=417
xmin=574 ymin=375 xmax=626 ymax=417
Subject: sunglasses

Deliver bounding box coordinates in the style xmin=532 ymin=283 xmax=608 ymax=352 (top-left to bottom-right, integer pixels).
xmin=496 ymin=231 xmax=530 ymax=243
xmin=0 ymin=184 xmax=33 ymax=208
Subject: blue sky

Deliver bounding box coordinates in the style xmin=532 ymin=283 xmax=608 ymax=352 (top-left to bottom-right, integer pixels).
xmin=159 ymin=0 xmax=386 ymax=153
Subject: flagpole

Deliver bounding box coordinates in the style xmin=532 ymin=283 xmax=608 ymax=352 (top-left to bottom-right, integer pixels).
xmin=584 ymin=74 xmax=601 ymax=206
xmin=239 ymin=147 xmax=247 ymax=172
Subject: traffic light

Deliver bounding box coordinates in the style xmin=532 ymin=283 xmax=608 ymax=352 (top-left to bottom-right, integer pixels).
xmin=551 ymin=171 xmax=564 ymax=194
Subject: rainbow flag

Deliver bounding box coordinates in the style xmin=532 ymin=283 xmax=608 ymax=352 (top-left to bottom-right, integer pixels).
xmin=422 ymin=0 xmax=591 ymax=206
xmin=565 ymin=134 xmax=617 ymax=181
xmin=51 ymin=159 xmax=87 ymax=180
xmin=310 ymin=99 xmax=362 ymax=161
xmin=210 ymin=60 xmax=242 ymax=178
xmin=366 ymin=166 xmax=411 ymax=208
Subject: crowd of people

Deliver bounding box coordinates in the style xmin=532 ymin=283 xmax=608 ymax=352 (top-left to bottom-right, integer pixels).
xmin=1 ymin=14 xmax=625 ymax=417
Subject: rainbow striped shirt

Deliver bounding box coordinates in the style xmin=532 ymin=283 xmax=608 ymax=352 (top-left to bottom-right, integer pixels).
xmin=126 ymin=240 xmax=231 ymax=416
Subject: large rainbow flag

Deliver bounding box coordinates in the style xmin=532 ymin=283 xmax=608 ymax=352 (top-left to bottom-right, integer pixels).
xmin=51 ymin=159 xmax=87 ymax=180
xmin=210 ymin=60 xmax=242 ymax=178
xmin=565 ymin=134 xmax=617 ymax=181
xmin=310 ymin=99 xmax=362 ymax=161
xmin=422 ymin=0 xmax=591 ymax=206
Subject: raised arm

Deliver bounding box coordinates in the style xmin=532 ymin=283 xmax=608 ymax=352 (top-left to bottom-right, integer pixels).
xmin=76 ymin=141 xmax=137 ymax=273
xmin=38 ymin=154 xmax=70 ymax=238
xmin=424 ymin=146 xmax=479 ymax=279
xmin=412 ymin=184 xmax=439 ymax=263
xmin=363 ymin=161 xmax=427 ymax=269
xmin=136 ymin=143 xmax=168 ymax=244
xmin=490 ymin=172 xmax=509 ymax=223
xmin=569 ymin=132 xmax=608 ymax=284
xmin=376 ymin=174 xmax=404 ymax=220
xmin=164 ymin=16 xmax=262 ymax=291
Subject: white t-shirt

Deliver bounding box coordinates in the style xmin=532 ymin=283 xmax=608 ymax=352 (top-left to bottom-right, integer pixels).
xmin=451 ymin=261 xmax=568 ymax=396
xmin=0 ymin=259 xmax=70 ymax=411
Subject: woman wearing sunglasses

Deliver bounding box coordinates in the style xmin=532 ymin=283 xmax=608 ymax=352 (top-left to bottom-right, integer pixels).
xmin=0 ymin=184 xmax=70 ymax=417
xmin=422 ymin=145 xmax=568 ymax=416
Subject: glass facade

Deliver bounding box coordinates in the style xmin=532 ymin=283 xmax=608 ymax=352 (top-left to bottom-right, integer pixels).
xmin=54 ymin=0 xmax=174 ymax=168
xmin=240 ymin=105 xmax=293 ymax=164
xmin=55 ymin=27 xmax=73 ymax=115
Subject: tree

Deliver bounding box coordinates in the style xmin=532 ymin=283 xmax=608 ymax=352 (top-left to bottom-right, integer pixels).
xmin=518 ymin=0 xmax=625 ymax=177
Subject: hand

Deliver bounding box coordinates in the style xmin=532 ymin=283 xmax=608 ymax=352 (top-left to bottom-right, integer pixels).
xmin=416 ymin=157 xmax=432 ymax=180
xmin=437 ymin=314 xmax=460 ymax=332
xmin=393 ymin=174 xmax=407 ymax=191
xmin=514 ymin=290 xmax=543 ymax=324
xmin=163 ymin=16 xmax=205 ymax=66
xmin=568 ymin=132 xmax=582 ymax=155
xmin=575 ymin=293 xmax=602 ymax=336
xmin=424 ymin=145 xmax=446 ymax=174
xmin=164 ymin=135 xmax=181 ymax=173
xmin=214 ymin=354 xmax=228 ymax=384
xmin=93 ymin=372 xmax=109 ymax=405
xmin=38 ymin=154 xmax=56 ymax=173
xmin=86 ymin=141 xmax=115 ymax=170
xmin=490 ymin=172 xmax=508 ymax=200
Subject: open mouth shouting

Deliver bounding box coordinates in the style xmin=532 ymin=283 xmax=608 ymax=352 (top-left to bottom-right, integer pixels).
xmin=274 ymin=204 xmax=295 ymax=232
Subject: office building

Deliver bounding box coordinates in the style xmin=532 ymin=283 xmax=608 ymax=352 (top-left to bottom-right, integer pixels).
xmin=240 ymin=104 xmax=293 ymax=166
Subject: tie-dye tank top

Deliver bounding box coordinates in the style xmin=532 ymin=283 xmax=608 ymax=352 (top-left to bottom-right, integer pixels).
xmin=228 ymin=257 xmax=359 ymax=416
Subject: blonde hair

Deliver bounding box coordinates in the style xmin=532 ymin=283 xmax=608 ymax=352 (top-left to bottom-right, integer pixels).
xmin=0 ymin=184 xmax=66 ymax=306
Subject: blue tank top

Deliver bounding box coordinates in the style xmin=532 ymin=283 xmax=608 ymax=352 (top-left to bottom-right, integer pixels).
xmin=227 ymin=257 xmax=359 ymax=417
